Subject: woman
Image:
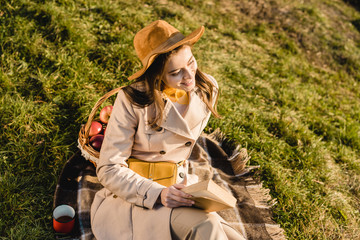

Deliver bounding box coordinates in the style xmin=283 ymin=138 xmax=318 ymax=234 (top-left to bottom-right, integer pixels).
xmin=91 ymin=20 xmax=244 ymax=240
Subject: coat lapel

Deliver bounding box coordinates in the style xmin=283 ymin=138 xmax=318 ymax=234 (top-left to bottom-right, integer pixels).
xmin=161 ymin=90 xmax=208 ymax=139
xmin=184 ymin=90 xmax=208 ymax=130
xmin=161 ymin=100 xmax=194 ymax=139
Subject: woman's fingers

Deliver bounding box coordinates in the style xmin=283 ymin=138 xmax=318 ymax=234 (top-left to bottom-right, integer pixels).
xmin=164 ymin=199 xmax=191 ymax=208
xmin=169 ymin=185 xmax=194 ymax=203
xmin=160 ymin=185 xmax=195 ymax=208
xmin=169 ymin=185 xmax=193 ymax=198
xmin=164 ymin=197 xmax=193 ymax=208
xmin=168 ymin=192 xmax=194 ymax=205
xmin=169 ymin=189 xmax=194 ymax=204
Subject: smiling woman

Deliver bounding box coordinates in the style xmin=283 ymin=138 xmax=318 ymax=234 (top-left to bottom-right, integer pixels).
xmin=90 ymin=20 xmax=245 ymax=240
xmin=163 ymin=45 xmax=197 ymax=92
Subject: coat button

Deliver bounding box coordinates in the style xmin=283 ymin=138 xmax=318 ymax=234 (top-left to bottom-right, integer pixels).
xmin=179 ymin=172 xmax=185 ymax=178
xmin=185 ymin=141 xmax=191 ymax=147
xmin=113 ymin=195 xmax=118 ymax=198
xmin=156 ymin=127 xmax=163 ymax=132
xmin=160 ymin=150 xmax=166 ymax=155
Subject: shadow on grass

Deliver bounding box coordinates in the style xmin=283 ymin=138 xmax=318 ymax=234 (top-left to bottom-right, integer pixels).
xmin=16 ymin=4 xmax=70 ymax=44
xmin=54 ymin=99 xmax=83 ymax=149
xmin=351 ymin=19 xmax=360 ymax=32
xmin=343 ymin=0 xmax=360 ymax=12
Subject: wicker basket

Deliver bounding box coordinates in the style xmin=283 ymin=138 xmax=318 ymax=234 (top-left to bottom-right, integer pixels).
xmin=78 ymin=86 xmax=124 ymax=166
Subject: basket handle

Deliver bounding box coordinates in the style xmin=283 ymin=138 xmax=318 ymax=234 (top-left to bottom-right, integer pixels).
xmin=84 ymin=86 xmax=125 ymax=140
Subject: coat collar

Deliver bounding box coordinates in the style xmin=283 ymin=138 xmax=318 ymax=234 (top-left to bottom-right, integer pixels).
xmin=161 ymin=89 xmax=208 ymax=139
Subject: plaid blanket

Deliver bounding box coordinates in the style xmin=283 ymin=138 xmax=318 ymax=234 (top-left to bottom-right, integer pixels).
xmin=53 ymin=130 xmax=286 ymax=240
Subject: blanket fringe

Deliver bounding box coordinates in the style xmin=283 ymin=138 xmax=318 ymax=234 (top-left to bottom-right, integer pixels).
xmin=266 ymin=224 xmax=287 ymax=240
xmin=245 ymin=184 xmax=287 ymax=239
xmin=246 ymin=183 xmax=277 ymax=208
xmin=207 ymin=129 xmax=239 ymax=155
xmin=207 ymin=128 xmax=226 ymax=142
xmin=205 ymin=129 xmax=254 ymax=176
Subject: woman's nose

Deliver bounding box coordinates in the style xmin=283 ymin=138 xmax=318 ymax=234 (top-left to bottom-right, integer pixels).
xmin=183 ymin=67 xmax=192 ymax=80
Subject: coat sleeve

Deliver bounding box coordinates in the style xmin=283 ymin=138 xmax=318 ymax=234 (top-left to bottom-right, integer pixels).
xmin=96 ymin=90 xmax=165 ymax=209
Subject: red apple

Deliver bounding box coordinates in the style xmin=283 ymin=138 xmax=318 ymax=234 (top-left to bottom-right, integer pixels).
xmin=89 ymin=121 xmax=102 ymax=137
xmin=90 ymin=134 xmax=104 ymax=151
xmin=99 ymin=105 xmax=113 ymax=124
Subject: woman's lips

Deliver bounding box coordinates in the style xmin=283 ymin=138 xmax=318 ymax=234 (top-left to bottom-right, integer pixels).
xmin=182 ymin=79 xmax=194 ymax=86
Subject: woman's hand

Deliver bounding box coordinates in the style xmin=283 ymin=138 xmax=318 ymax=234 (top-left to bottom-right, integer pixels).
xmin=159 ymin=184 xmax=195 ymax=208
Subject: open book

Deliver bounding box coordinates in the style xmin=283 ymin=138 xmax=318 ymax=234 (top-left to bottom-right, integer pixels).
xmin=182 ymin=179 xmax=237 ymax=212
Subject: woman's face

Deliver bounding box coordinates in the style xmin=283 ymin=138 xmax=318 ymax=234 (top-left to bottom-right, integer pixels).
xmin=163 ymin=45 xmax=197 ymax=92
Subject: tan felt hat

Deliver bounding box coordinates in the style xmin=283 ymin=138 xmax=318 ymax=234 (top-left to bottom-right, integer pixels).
xmin=128 ymin=20 xmax=204 ymax=80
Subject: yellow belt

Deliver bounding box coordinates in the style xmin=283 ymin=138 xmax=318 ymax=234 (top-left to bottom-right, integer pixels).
xmin=127 ymin=158 xmax=185 ymax=187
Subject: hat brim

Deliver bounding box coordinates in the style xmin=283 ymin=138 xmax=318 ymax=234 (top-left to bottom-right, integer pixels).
xmin=128 ymin=26 xmax=205 ymax=80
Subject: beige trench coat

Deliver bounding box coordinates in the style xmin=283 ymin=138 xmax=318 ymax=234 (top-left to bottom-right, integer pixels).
xmin=91 ymin=76 xmax=218 ymax=240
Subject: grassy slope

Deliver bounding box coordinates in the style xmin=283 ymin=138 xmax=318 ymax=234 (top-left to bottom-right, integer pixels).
xmin=0 ymin=0 xmax=359 ymax=239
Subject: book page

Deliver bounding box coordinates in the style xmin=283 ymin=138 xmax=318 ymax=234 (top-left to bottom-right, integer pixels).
xmin=182 ymin=179 xmax=237 ymax=210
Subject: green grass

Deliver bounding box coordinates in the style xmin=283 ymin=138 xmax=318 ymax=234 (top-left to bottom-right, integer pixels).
xmin=1 ymin=0 xmax=360 ymax=239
